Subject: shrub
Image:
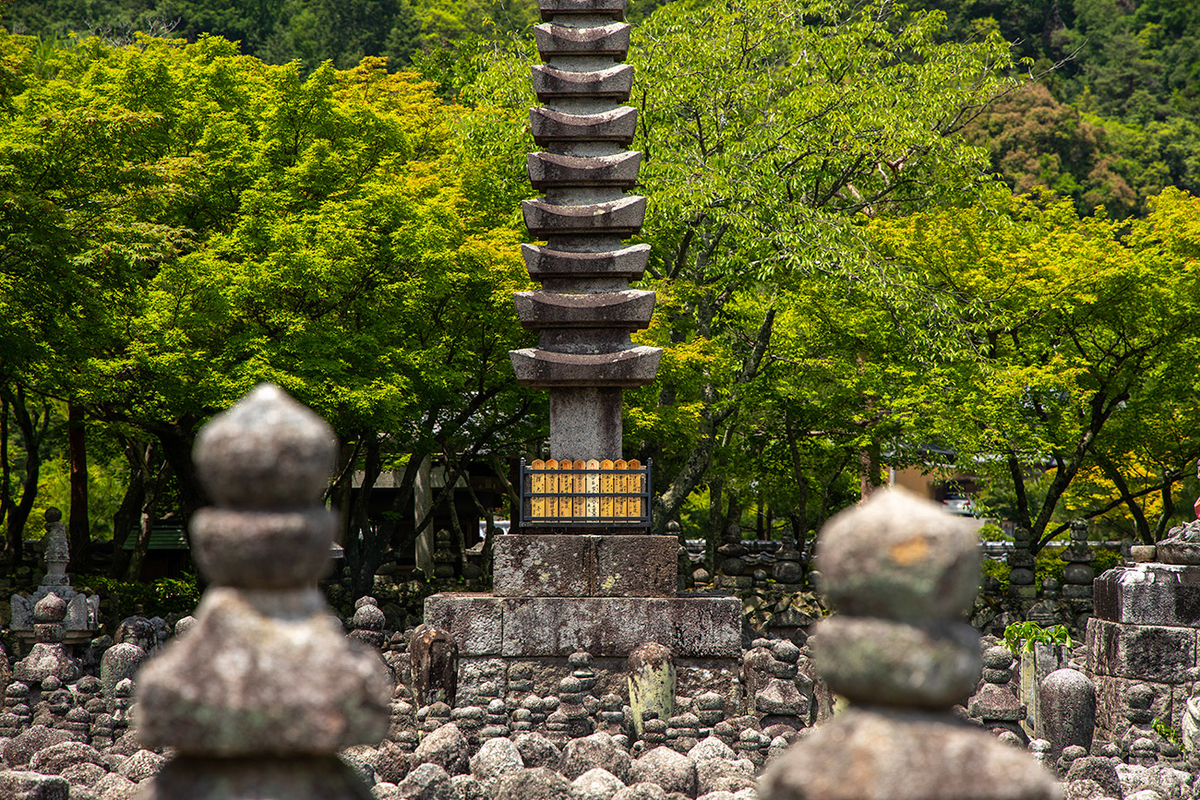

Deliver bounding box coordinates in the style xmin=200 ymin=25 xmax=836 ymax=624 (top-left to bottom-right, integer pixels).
xmin=76 ymin=574 xmax=202 ymax=623
xmin=1003 ymin=620 xmax=1073 ymax=654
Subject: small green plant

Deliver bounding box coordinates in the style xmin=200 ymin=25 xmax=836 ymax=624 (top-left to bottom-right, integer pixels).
xmin=77 ymin=574 xmax=202 ymax=622
xmin=1092 ymin=548 xmax=1123 ymax=574
xmin=1153 ymin=717 xmax=1182 ymax=746
xmin=1003 ymin=620 xmax=1073 ymax=655
xmin=981 ymin=558 xmax=1011 ymax=592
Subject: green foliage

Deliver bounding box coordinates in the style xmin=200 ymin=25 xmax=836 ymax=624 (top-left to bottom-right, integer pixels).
xmin=866 ymin=187 xmax=1200 ymax=546
xmin=1153 ymin=717 xmax=1182 ymax=746
xmin=34 ymin=453 xmax=130 ymax=542
xmin=1036 ymin=547 xmax=1066 ymax=588
xmin=76 ymin=573 xmax=201 ymax=619
xmin=1093 ymin=548 xmax=1123 ymax=575
xmin=5 ymin=0 xmax=1200 ymax=583
xmin=1003 ymin=620 xmax=1073 ymax=655
xmin=0 ymin=32 xmax=538 ymax=567
xmin=614 ymin=0 xmax=1020 ymax=536
xmin=981 ymin=557 xmax=1011 ymax=592
xmin=0 ymin=0 xmax=523 ymax=75
xmin=977 ymin=522 xmax=1007 ymax=540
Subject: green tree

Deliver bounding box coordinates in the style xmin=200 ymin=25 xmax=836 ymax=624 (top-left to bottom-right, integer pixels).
xmin=1 ymin=33 xmax=535 ymax=582
xmin=620 ymin=0 xmax=1018 ymax=539
xmin=866 ymin=186 xmax=1200 ymax=548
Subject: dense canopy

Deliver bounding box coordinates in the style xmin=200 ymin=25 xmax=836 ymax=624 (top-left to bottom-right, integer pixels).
xmin=3 ymin=0 xmax=1200 ymax=581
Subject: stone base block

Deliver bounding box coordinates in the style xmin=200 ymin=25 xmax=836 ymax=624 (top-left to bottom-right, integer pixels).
xmin=1093 ymin=563 xmax=1200 ymax=626
xmin=1061 ymin=584 xmax=1093 ymax=600
xmin=425 ymin=592 xmax=742 ymax=658
xmin=715 ymin=576 xmax=752 ymax=590
xmin=1087 ymin=617 xmax=1200 ymax=684
xmin=455 ymin=654 xmax=741 ymax=710
xmin=493 ymin=534 xmax=676 ymax=597
xmin=1090 ymin=672 xmax=1185 ymax=743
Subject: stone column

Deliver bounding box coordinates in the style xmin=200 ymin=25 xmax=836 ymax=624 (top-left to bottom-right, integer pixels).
xmin=134 ymin=384 xmax=390 ymax=800
xmin=509 ymin=0 xmax=661 ymax=462
xmin=761 ymin=490 xmax=1058 ymax=800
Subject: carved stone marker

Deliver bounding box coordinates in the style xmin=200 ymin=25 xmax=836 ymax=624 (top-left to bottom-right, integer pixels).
xmin=8 ymin=507 xmax=100 ymax=648
xmin=761 ymin=490 xmax=1058 ymax=800
xmin=134 ymin=384 xmax=390 ymax=799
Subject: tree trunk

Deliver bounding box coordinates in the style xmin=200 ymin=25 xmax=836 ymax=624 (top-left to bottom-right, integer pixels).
xmin=785 ymin=415 xmax=810 ymax=548
xmin=385 ymin=445 xmax=434 ymax=560
xmin=126 ymin=446 xmax=169 ymax=582
xmin=651 ymin=309 xmax=774 ymax=536
xmin=328 ymin=437 xmax=359 ymax=547
xmin=1031 ymin=387 xmax=1126 ymax=552
xmin=0 ymin=392 xmax=12 ymax=564
xmin=706 ymin=475 xmax=723 ymax=572
xmin=443 ymin=450 xmax=469 ymax=573
xmin=348 ymin=433 xmax=383 ymax=598
xmin=4 ymin=386 xmax=48 ymax=563
xmin=151 ymin=420 xmax=206 ymax=524
xmin=859 ymin=440 xmax=883 ymax=499
xmin=723 ymin=490 xmax=743 ymax=544
xmin=67 ymin=401 xmax=90 ymax=573
xmin=1097 ymin=454 xmax=1153 ymax=544
xmin=110 ymin=436 xmax=148 ymax=578
xmin=1155 ymin=473 xmax=1177 ymax=541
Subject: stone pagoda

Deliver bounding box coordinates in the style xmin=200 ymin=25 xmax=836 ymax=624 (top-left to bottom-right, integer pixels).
xmin=425 ymin=0 xmax=742 ymax=704
xmin=8 ymin=507 xmax=100 ymax=650
xmin=509 ymin=0 xmax=658 ymax=461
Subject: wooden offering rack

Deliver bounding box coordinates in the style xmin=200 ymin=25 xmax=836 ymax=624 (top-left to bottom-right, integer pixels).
xmin=519 ymin=457 xmax=651 ymax=528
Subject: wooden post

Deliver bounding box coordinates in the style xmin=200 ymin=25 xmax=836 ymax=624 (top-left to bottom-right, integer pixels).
xmin=600 ymin=459 xmax=615 ymax=519
xmin=545 ymin=459 xmax=559 ymax=520
xmin=531 ymin=459 xmax=546 ymax=519
xmin=572 ymin=459 xmax=586 ymax=519
xmin=586 ymin=459 xmax=600 ymax=518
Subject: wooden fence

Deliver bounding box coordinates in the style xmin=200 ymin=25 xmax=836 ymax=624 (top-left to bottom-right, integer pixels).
xmin=520 ymin=458 xmax=651 ymax=527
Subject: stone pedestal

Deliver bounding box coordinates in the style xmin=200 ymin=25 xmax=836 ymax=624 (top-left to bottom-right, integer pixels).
xmin=426 ymin=593 xmax=741 ymax=659
xmin=424 ymin=591 xmax=743 ymax=708
xmin=1087 ymin=562 xmax=1200 ymax=741
xmin=492 ymin=534 xmax=677 ymax=597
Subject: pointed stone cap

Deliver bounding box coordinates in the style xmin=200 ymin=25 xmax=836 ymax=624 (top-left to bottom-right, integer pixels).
xmin=189 ymin=385 xmax=338 ymax=588
xmin=814 ymin=489 xmax=980 ymax=622
xmin=194 ymin=383 xmax=335 ymax=511
xmin=136 ymin=384 xmax=389 ymax=756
